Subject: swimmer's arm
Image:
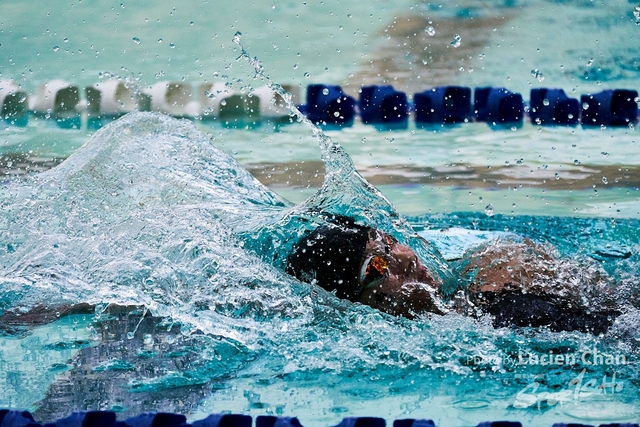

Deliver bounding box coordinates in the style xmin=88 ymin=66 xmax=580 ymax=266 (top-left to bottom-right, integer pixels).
xmin=0 ymin=303 xmax=96 ymax=334
xmin=0 ymin=303 xmax=145 ymax=333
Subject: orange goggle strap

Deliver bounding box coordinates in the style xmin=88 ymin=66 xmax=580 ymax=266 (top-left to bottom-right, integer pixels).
xmin=359 ymin=255 xmax=389 ymax=289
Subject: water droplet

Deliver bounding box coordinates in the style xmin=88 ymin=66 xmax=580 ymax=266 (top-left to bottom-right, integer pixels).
xmin=484 ymin=204 xmax=494 ymax=217
xmin=293 ymin=63 xmax=298 ymax=70
xmin=451 ymin=34 xmax=461 ymax=48
xmin=582 ymin=102 xmax=589 ymax=110
xmin=132 ymin=37 xmax=141 ymax=44
xmin=602 ymin=176 xmax=609 ymax=185
xmin=322 ymin=88 xmax=329 ymax=95
xmin=157 ymin=38 xmax=163 ymax=43
xmin=303 ymin=72 xmax=310 ymax=78
xmin=63 ymin=37 xmax=68 ymax=43
xmin=586 ymin=58 xmax=593 ymax=66
xmin=220 ymin=99 xmax=227 ymax=106
xmin=542 ymin=98 xmax=550 ymax=106
xmin=634 ymin=6 xmax=640 ymax=24
xmin=232 ymin=31 xmax=242 ymax=44
xmin=554 ymin=172 xmax=560 ymax=180
xmin=126 ymin=332 xmax=135 ymax=340
xmin=169 ymin=43 xmax=175 ymax=48
xmin=425 ymin=26 xmax=435 ymax=36
xmin=333 ymin=111 xmax=340 ymax=117
xmin=530 ymin=69 xmax=544 ymax=82
xmin=52 ymin=45 xmax=60 ymax=51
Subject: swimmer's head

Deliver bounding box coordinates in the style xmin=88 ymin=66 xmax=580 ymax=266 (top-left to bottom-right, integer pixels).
xmin=286 ymin=215 xmax=444 ymax=317
xmin=286 ymin=216 xmax=371 ymax=302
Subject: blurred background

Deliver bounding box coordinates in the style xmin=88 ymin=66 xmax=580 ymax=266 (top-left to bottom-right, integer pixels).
xmin=1 ymin=0 xmax=640 ymax=217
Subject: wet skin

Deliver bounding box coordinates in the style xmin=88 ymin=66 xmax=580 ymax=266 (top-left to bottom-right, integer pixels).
xmin=354 ymin=231 xmax=619 ymax=334
xmin=357 ymin=231 xmax=446 ymax=318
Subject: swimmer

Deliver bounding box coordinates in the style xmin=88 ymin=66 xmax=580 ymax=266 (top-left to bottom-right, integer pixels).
xmin=1 ymin=215 xmax=619 ymax=336
xmin=286 ymin=215 xmax=620 ymax=334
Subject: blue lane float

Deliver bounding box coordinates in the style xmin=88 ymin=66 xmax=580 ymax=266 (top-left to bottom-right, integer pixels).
xmin=414 ymin=86 xmax=471 ymax=125
xmin=114 ymin=413 xmax=187 ymax=427
xmin=529 ymin=88 xmax=580 ymax=126
xmin=580 ymin=89 xmax=639 ymax=127
xmin=301 ymin=84 xmax=356 ymax=126
xmin=393 ymin=420 xmax=436 ymax=427
xmin=255 ymin=417 xmax=304 ymax=427
xmin=332 ymin=418 xmax=385 ymax=427
xmin=358 ymin=85 xmax=408 ymax=126
xmin=474 ymin=87 xmax=524 ymax=125
xmin=476 ymin=423 xmax=521 ymax=427
xmin=42 ymin=411 xmax=117 ymax=427
xmin=0 ymin=409 xmax=40 ymax=427
xmin=192 ymin=414 xmax=252 ymax=427
xmin=2 ymin=411 xmax=639 ymax=427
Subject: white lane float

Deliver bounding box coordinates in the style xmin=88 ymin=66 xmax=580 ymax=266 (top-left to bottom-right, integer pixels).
xmin=199 ymin=82 xmax=259 ymax=122
xmin=85 ymin=80 xmax=149 ymax=117
xmin=29 ymin=79 xmax=80 ymax=118
xmin=0 ymin=80 xmax=29 ymax=121
xmin=252 ymin=84 xmax=301 ymax=120
xmin=142 ymin=82 xmax=199 ymax=117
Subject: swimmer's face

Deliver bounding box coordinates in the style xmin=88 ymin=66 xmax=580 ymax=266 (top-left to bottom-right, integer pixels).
xmin=357 ymin=230 xmax=445 ymax=318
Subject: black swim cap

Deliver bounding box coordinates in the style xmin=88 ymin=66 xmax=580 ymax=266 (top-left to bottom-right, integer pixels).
xmin=286 ymin=216 xmax=372 ymax=302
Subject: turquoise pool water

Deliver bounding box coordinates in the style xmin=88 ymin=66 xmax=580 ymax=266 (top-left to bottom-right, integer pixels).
xmin=1 ymin=1 xmax=640 ymax=426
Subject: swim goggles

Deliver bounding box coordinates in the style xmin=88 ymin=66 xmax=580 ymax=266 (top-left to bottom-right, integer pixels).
xmin=359 ymin=254 xmax=389 ymax=289
xmin=358 ymin=234 xmax=397 ymax=289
